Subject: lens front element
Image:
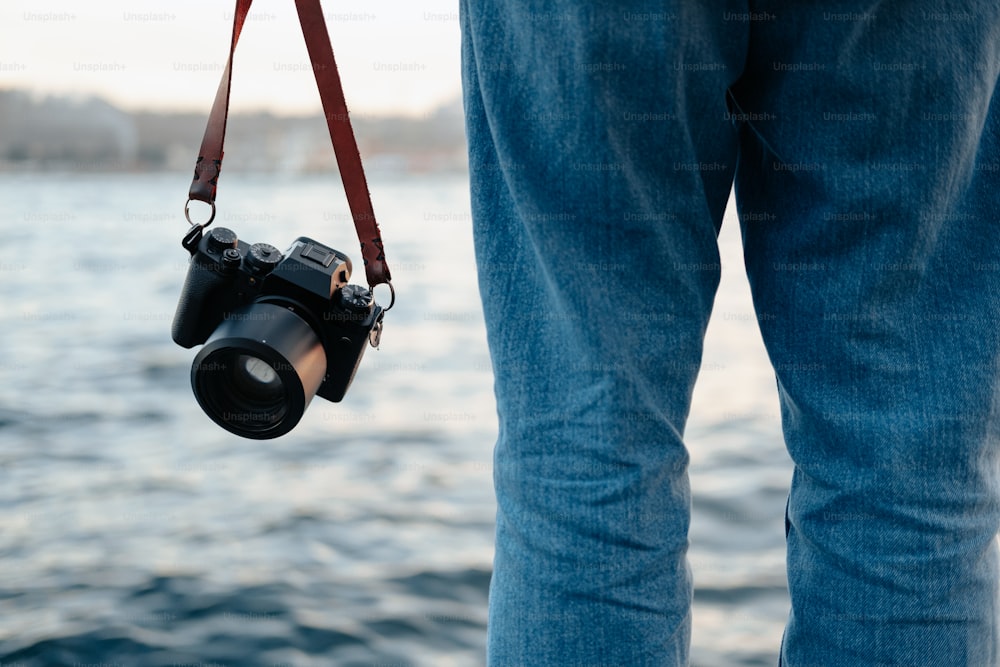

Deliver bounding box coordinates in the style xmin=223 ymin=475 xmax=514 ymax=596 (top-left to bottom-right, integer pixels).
xmin=239 ymin=355 xmax=283 ymax=394
xmin=196 ymin=350 xmax=289 ymax=430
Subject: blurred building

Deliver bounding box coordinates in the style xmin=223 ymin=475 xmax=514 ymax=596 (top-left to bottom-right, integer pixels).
xmin=0 ymin=89 xmax=467 ymax=173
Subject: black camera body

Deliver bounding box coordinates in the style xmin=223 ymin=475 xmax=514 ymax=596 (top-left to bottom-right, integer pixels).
xmin=172 ymin=226 xmax=383 ymax=438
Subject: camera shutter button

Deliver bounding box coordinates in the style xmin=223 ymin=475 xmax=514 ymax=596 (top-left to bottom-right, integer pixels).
xmin=221 ymin=248 xmax=242 ymax=270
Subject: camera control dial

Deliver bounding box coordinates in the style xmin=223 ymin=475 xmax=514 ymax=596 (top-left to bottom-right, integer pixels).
xmin=247 ymin=243 xmax=283 ymax=274
xmin=206 ymin=227 xmax=238 ymax=253
xmin=339 ymin=284 xmax=374 ymax=313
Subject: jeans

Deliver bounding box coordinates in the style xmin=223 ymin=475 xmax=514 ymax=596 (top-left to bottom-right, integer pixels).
xmin=461 ymin=2 xmax=1000 ymax=665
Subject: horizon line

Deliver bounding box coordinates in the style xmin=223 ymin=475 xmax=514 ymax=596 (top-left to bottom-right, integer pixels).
xmin=0 ymin=85 xmax=463 ymax=120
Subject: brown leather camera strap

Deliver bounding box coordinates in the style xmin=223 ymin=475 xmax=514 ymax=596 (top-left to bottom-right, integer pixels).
xmin=188 ymin=0 xmax=392 ymax=289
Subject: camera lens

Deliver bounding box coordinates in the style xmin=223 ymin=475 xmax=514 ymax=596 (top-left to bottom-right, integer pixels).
xmin=191 ymin=303 xmax=327 ymax=439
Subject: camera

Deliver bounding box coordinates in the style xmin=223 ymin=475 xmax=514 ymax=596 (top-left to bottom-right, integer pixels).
xmin=172 ymin=225 xmax=384 ymax=439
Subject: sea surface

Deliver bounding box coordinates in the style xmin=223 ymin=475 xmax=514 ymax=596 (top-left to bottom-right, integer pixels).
xmin=0 ymin=171 xmax=792 ymax=666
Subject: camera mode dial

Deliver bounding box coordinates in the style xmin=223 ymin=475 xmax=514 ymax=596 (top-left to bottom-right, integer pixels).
xmin=247 ymin=243 xmax=283 ymax=274
xmin=206 ymin=227 xmax=238 ymax=253
xmin=339 ymin=284 xmax=374 ymax=313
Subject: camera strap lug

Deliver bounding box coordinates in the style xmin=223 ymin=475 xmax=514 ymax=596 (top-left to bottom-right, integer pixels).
xmin=182 ymin=224 xmax=204 ymax=254
xmin=369 ymin=316 xmax=384 ymax=349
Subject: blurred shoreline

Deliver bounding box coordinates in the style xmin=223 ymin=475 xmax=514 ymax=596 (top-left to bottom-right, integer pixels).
xmin=0 ymin=88 xmax=469 ymax=174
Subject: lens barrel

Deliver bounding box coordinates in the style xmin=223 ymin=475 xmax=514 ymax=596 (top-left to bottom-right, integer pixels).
xmin=191 ymin=302 xmax=327 ymax=439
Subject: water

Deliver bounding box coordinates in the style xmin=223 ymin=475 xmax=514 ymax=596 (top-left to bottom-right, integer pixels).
xmin=0 ymin=171 xmax=791 ymax=666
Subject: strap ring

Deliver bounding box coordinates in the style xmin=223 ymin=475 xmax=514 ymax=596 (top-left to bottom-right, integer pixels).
xmin=184 ymin=198 xmax=217 ymax=227
xmin=376 ymin=281 xmax=395 ymax=312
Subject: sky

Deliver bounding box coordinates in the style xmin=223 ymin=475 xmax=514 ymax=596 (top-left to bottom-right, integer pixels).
xmin=0 ymin=0 xmax=463 ymax=116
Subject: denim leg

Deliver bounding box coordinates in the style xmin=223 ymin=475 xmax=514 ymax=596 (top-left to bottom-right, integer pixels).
xmin=461 ymin=1 xmax=746 ymax=664
xmin=732 ymin=4 xmax=1000 ymax=664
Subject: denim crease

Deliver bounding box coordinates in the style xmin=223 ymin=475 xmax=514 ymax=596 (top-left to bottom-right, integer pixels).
xmin=461 ymin=1 xmax=1000 ymax=664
